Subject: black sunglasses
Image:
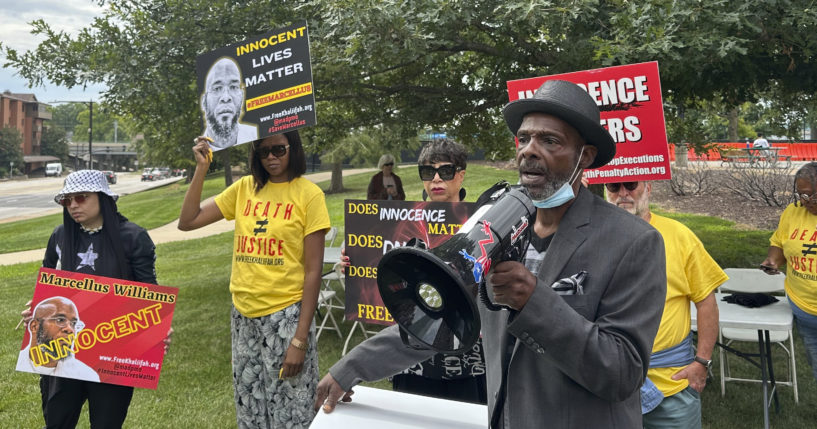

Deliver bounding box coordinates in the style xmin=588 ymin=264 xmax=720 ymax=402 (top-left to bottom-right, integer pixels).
xmin=604 ymin=182 xmax=639 ymax=193
xmin=418 ymin=164 xmax=462 ymax=181
xmin=256 ymin=144 xmax=289 ymax=158
xmin=383 ymin=162 xmax=394 ymax=167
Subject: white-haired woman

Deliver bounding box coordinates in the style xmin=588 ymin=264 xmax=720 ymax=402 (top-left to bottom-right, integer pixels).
xmin=367 ymin=154 xmax=405 ymax=200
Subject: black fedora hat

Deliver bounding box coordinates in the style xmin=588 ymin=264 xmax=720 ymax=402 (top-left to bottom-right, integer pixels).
xmin=502 ymin=79 xmax=616 ymax=169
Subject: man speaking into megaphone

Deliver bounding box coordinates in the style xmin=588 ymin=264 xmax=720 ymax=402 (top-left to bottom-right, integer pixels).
xmin=315 ymin=80 xmax=667 ymax=429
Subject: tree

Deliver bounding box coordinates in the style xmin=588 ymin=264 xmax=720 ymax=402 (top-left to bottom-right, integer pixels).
xmin=48 ymin=103 xmax=85 ymax=139
xmin=72 ymin=107 xmax=133 ymax=143
xmin=594 ymin=0 xmax=817 ymax=147
xmin=1 ymin=0 xmax=305 ymax=186
xmin=0 ymin=127 xmax=24 ymax=177
xmin=40 ymin=126 xmax=70 ymax=163
xmin=4 ymin=0 xmax=816 ymax=183
xmin=306 ymin=0 xmax=614 ymax=155
xmin=318 ymin=125 xmax=421 ymax=193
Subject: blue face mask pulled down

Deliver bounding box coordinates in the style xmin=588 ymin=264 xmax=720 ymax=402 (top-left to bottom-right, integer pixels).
xmin=531 ymin=147 xmax=585 ymax=209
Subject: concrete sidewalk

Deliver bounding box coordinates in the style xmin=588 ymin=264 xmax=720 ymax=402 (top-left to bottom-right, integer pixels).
xmin=0 ymin=168 xmax=377 ymax=266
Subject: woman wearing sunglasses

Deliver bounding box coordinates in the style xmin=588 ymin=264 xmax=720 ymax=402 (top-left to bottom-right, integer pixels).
xmin=761 ymin=162 xmax=817 ymax=384
xmin=335 ymin=140 xmax=485 ymax=405
xmin=390 ymin=140 xmax=488 ymax=404
xmin=180 ymin=132 xmax=330 ymax=428
xmin=367 ymin=154 xmax=406 ymax=200
xmin=28 ymin=169 xmax=159 ymax=427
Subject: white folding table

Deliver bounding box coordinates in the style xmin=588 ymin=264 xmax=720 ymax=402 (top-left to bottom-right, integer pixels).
xmin=692 ymin=292 xmax=792 ymax=429
xmin=310 ymin=386 xmax=487 ymax=428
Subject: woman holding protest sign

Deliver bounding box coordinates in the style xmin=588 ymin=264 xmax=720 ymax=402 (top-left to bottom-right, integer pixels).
xmin=179 ymin=132 xmax=330 ymax=428
xmin=20 ymin=169 xmax=159 ymax=428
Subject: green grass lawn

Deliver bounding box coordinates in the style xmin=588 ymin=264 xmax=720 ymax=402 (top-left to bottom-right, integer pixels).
xmin=1 ymin=166 xmax=815 ymax=427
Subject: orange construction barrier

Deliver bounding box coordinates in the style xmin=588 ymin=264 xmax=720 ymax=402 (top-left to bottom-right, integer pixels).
xmin=666 ymin=142 xmax=817 ymax=162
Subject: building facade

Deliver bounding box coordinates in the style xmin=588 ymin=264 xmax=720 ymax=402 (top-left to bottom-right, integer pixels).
xmin=0 ymin=91 xmax=55 ymax=174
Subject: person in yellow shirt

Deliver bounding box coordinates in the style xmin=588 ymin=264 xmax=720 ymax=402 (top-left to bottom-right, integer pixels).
xmin=606 ymin=181 xmax=726 ymax=429
xmin=179 ymin=131 xmax=330 ymax=428
xmin=761 ymin=162 xmax=817 ymax=384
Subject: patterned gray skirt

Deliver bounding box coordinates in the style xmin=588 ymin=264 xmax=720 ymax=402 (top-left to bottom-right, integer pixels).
xmin=231 ymin=302 xmax=318 ymax=428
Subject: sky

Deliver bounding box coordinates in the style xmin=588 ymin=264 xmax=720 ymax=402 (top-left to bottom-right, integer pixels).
xmin=0 ymin=0 xmax=106 ymax=103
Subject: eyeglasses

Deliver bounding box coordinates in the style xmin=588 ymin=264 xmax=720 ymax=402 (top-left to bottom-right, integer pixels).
xmin=58 ymin=194 xmax=89 ymax=207
xmin=256 ymin=145 xmax=289 ymax=158
xmin=604 ymin=182 xmax=640 ymax=193
xmin=418 ymin=164 xmax=462 ymax=181
xmin=42 ymin=316 xmax=84 ymax=330
xmin=795 ymin=191 xmax=817 ymax=203
xmin=383 ymin=163 xmax=394 ymax=167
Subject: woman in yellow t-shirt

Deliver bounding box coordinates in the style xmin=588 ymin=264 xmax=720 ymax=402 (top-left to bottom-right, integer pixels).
xmin=179 ymin=131 xmax=330 ymax=428
xmin=762 ymin=162 xmax=817 ymax=384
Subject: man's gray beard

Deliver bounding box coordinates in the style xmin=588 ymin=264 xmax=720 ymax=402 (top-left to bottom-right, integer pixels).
xmin=36 ymin=327 xmax=68 ymax=361
xmin=526 ymin=177 xmax=567 ymax=201
xmin=519 ymin=152 xmax=579 ymax=201
xmin=207 ymin=109 xmax=238 ymax=140
xmin=520 ymin=165 xmax=572 ymax=201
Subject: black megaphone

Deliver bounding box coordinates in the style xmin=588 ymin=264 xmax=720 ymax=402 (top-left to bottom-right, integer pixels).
xmin=376 ymin=184 xmax=535 ymax=353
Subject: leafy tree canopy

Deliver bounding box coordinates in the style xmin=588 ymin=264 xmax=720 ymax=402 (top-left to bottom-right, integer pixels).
xmin=0 ymin=127 xmax=24 ymax=175
xmin=40 ymin=126 xmax=70 ymax=163
xmin=3 ymin=0 xmax=816 ymax=175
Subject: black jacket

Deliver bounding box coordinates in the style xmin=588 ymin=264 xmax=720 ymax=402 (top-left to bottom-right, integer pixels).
xmin=43 ymin=221 xmax=157 ymax=284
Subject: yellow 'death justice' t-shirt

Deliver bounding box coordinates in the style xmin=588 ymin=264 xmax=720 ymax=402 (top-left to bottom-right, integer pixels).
xmin=771 ymin=203 xmax=817 ymax=315
xmin=648 ymin=214 xmax=728 ymax=397
xmin=215 ymin=175 xmax=330 ymax=318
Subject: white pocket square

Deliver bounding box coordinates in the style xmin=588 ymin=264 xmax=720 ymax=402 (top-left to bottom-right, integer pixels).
xmin=551 ymin=271 xmax=587 ymax=295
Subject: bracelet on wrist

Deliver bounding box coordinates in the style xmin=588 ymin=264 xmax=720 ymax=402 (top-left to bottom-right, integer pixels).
xmin=290 ymin=337 xmax=308 ymax=351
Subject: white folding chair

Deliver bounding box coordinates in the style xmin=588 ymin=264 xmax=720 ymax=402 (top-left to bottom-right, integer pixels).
xmin=325 ymin=226 xmax=340 ymax=247
xmin=316 ymin=261 xmax=343 ymax=340
xmin=316 ymin=229 xmax=344 ymax=340
xmin=718 ymin=268 xmax=797 ymax=403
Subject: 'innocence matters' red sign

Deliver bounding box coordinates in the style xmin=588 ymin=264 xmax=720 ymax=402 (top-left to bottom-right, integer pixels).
xmin=507 ymin=62 xmax=671 ymax=184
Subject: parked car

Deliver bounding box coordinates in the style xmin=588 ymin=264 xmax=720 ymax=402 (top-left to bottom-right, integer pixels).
xmin=45 ymin=163 xmax=63 ymax=177
xmin=102 ymin=170 xmax=117 ymax=184
xmin=158 ymin=167 xmax=171 ymax=179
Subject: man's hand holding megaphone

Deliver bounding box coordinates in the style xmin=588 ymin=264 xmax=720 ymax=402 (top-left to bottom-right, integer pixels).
xmin=487 ymin=262 xmax=538 ymax=310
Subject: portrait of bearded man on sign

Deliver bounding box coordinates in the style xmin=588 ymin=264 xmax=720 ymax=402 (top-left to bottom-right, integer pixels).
xmin=17 ymin=296 xmax=100 ymax=382
xmin=200 ymin=57 xmax=258 ymax=150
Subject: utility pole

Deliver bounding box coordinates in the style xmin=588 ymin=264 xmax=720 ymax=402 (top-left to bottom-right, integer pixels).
xmin=87 ymin=102 xmax=93 ymax=169
xmin=50 ymin=100 xmax=94 ymax=169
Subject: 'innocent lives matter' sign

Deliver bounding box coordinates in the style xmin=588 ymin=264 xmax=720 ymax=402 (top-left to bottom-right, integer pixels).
xmin=196 ymin=20 xmax=316 ymax=151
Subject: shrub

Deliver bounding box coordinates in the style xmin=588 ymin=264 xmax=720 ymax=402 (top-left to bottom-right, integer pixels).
xmin=669 ymin=161 xmax=716 ymax=196
xmin=721 ymin=163 xmax=793 ymax=207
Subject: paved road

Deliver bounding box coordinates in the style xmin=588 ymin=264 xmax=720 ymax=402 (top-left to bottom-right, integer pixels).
xmin=0 ymin=173 xmax=183 ymax=223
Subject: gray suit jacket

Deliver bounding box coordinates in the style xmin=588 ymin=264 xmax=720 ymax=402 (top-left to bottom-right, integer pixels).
xmin=331 ymin=186 xmax=666 ymax=428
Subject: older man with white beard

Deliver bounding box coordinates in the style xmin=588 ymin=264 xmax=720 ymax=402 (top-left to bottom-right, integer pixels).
xmin=606 ymin=181 xmax=725 ymax=429
xmin=201 ymin=57 xmax=258 ymax=150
